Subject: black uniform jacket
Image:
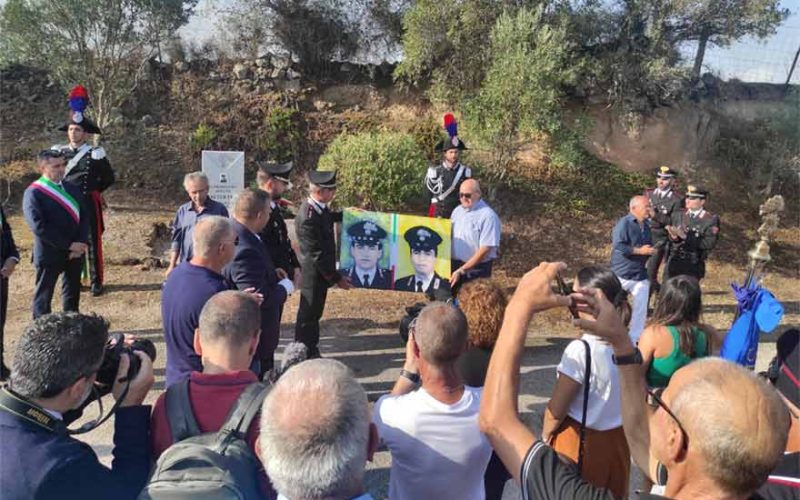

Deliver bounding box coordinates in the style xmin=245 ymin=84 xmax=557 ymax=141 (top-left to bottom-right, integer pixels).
xmin=295 ymin=199 xmax=342 ymax=287
xmin=394 ymin=272 xmax=451 ymax=294
xmin=259 ymin=205 xmax=300 ymax=276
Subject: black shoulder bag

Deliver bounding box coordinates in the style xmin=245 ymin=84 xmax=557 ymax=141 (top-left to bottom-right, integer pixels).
xmin=577 ymin=339 xmax=592 ymax=473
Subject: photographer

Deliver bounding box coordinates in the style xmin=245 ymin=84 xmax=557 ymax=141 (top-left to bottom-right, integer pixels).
xmin=0 ymin=312 xmax=154 ymax=500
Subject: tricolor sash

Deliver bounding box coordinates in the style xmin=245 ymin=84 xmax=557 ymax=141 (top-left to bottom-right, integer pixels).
xmin=32 ymin=177 xmax=80 ymax=224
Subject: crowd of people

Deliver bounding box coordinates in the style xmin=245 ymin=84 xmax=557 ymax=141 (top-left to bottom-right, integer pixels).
xmin=0 ymin=107 xmax=796 ymax=500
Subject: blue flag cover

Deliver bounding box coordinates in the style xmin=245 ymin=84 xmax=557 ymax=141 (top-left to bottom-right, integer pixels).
xmin=720 ymin=283 xmax=784 ymax=369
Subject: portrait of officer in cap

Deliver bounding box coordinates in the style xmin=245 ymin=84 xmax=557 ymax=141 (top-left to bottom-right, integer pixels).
xmin=394 ymin=225 xmax=450 ymax=295
xmin=664 ymin=185 xmax=720 ymax=281
xmin=341 ymin=220 xmax=392 ymax=289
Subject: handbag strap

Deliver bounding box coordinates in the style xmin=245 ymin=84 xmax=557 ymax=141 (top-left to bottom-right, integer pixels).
xmin=577 ymin=339 xmax=592 ymax=473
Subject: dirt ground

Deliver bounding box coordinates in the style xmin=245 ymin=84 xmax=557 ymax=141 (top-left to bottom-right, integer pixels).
xmin=2 ymin=190 xmax=798 ymax=499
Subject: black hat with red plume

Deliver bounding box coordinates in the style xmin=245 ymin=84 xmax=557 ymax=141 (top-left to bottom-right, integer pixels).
xmin=434 ymin=113 xmax=467 ymax=152
xmin=58 ymin=85 xmax=102 ymax=134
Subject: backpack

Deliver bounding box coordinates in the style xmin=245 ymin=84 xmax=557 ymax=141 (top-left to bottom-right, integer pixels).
xmin=139 ymin=380 xmax=270 ymax=500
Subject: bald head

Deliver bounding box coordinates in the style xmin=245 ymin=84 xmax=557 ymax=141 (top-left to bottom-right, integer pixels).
xmin=414 ymin=302 xmax=468 ymax=366
xmin=192 ymin=216 xmax=234 ymax=259
xmin=668 ymin=358 xmax=789 ymax=495
xmin=461 ymin=179 xmax=481 ymax=195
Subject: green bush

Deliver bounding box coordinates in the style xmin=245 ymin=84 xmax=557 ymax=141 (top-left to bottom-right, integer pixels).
xmin=318 ymin=131 xmax=428 ymax=211
xmin=191 ymin=123 xmax=217 ymax=150
xmin=259 ymin=106 xmax=302 ymax=162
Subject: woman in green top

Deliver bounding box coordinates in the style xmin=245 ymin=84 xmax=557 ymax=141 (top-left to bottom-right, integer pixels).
xmin=639 ymin=275 xmax=723 ymax=388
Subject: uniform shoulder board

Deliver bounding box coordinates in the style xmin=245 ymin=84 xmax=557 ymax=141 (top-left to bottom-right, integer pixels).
xmin=433 ymin=277 xmax=440 ymax=289
xmin=51 ymin=144 xmax=68 ymax=152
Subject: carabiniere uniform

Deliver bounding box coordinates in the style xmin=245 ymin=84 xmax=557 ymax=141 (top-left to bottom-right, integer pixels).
xmin=645 ymin=166 xmax=683 ymax=291
xmin=664 ymin=187 xmax=720 ymax=281
xmin=426 ymin=113 xmax=471 ymax=218
xmin=294 ymin=170 xmax=342 ymax=358
xmin=54 ymin=85 xmax=115 ymax=295
xmin=258 ymin=161 xmax=301 ymax=278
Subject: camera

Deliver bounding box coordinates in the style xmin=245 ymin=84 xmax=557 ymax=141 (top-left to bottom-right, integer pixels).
xmin=94 ymin=333 xmax=157 ymax=396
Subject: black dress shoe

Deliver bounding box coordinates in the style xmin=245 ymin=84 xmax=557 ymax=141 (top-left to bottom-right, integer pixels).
xmin=91 ymin=284 xmax=104 ymax=296
xmin=0 ymin=363 xmax=11 ymax=381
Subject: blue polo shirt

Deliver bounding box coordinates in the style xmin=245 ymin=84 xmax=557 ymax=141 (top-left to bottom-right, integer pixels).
xmin=451 ymin=199 xmax=501 ymax=262
xmin=611 ymin=214 xmax=652 ymax=281
xmin=170 ymin=198 xmax=229 ymax=263
xmin=161 ymin=262 xmax=229 ymax=387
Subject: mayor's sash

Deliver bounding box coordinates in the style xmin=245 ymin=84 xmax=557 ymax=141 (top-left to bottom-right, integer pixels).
xmin=32 ymin=177 xmax=80 ymax=224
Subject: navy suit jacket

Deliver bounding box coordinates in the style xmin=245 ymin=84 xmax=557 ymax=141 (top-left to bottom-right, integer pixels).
xmin=223 ymin=219 xmax=288 ymax=356
xmin=22 ymin=180 xmax=89 ymax=266
xmin=1 ymin=206 xmax=20 ymax=264
xmin=0 ymin=404 xmax=151 ymax=500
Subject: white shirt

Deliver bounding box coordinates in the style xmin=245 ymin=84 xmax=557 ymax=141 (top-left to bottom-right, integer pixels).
xmin=414 ymin=272 xmax=433 ymax=292
xmin=373 ymin=386 xmax=492 ymax=500
xmin=355 ymin=266 xmax=376 ymax=286
xmin=556 ymin=334 xmax=623 ymax=431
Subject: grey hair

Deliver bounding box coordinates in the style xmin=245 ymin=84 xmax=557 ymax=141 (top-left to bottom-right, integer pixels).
xmin=629 ymin=195 xmax=647 ymax=210
xmin=414 ymin=302 xmax=468 ymax=366
xmin=191 ymin=216 xmax=233 ymax=259
xmin=259 ymin=359 xmax=369 ymax=500
xmin=669 ymin=358 xmax=789 ymax=495
xmin=183 ymin=171 xmax=209 ymax=188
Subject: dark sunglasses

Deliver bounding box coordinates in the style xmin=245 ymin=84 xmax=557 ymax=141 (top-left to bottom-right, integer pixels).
xmin=646 ymin=387 xmax=689 ymax=448
xmin=458 ymin=192 xmax=472 ymax=199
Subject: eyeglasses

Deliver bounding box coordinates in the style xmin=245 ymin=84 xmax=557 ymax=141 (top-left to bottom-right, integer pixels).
xmin=222 ymin=237 xmax=239 ymax=247
xmin=458 ymin=192 xmax=472 ymax=199
xmin=646 ymin=387 xmax=689 ymax=448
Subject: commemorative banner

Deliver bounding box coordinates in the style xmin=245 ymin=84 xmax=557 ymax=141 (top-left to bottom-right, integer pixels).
xmin=340 ymin=209 xmax=451 ymax=294
xmin=201 ymin=150 xmax=245 ymax=210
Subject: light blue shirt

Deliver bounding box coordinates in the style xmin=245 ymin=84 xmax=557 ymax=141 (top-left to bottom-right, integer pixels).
xmin=450 ymin=199 xmax=501 ymax=262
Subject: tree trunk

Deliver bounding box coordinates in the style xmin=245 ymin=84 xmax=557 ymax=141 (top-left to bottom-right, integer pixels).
xmin=692 ymin=31 xmax=709 ymax=78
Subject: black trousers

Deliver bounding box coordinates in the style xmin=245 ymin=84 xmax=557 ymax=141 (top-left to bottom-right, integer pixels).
xmin=85 ymin=200 xmax=104 ymax=288
xmin=33 ymin=258 xmax=82 ymax=319
xmin=1 ymin=277 xmax=8 ymax=364
xmin=645 ymin=237 xmax=669 ymax=291
xmin=295 ymin=271 xmax=329 ymax=357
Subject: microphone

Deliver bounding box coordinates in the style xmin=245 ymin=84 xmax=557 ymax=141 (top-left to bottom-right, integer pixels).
xmin=265 ymin=342 xmax=308 ymax=383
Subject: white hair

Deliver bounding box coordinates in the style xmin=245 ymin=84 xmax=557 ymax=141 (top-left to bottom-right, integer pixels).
xmin=191 ymin=216 xmax=233 ymax=258
xmin=629 ymin=195 xmax=646 ymax=210
xmin=259 ymin=359 xmax=369 ymax=500
xmin=183 ymin=171 xmax=209 ymax=188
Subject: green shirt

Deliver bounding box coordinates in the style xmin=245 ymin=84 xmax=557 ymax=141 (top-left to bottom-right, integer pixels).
xmin=646 ymin=325 xmax=709 ymax=388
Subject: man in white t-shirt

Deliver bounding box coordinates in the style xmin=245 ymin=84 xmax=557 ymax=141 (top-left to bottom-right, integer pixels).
xmin=373 ymin=302 xmax=492 ymax=500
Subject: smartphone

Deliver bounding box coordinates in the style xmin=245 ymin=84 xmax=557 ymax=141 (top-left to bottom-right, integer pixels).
xmin=555 ymin=272 xmax=580 ymax=319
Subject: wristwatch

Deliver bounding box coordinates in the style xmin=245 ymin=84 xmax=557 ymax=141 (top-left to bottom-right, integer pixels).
xmin=400 ymin=369 xmax=421 ymax=384
xmin=612 ymin=348 xmax=643 ymax=365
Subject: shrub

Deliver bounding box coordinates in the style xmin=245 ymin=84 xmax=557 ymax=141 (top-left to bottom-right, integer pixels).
xmin=318 ymin=130 xmax=427 ymax=211
xmin=190 ymin=123 xmax=217 ymax=150
xmin=259 ymin=105 xmax=302 ymax=162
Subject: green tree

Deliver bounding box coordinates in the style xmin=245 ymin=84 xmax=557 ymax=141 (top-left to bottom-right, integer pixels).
xmin=463 ymin=7 xmax=581 ymax=173
xmin=395 ymin=0 xmax=500 ymax=103
xmin=0 ymin=0 xmax=196 ymax=131
xmin=664 ymin=0 xmax=790 ymax=77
